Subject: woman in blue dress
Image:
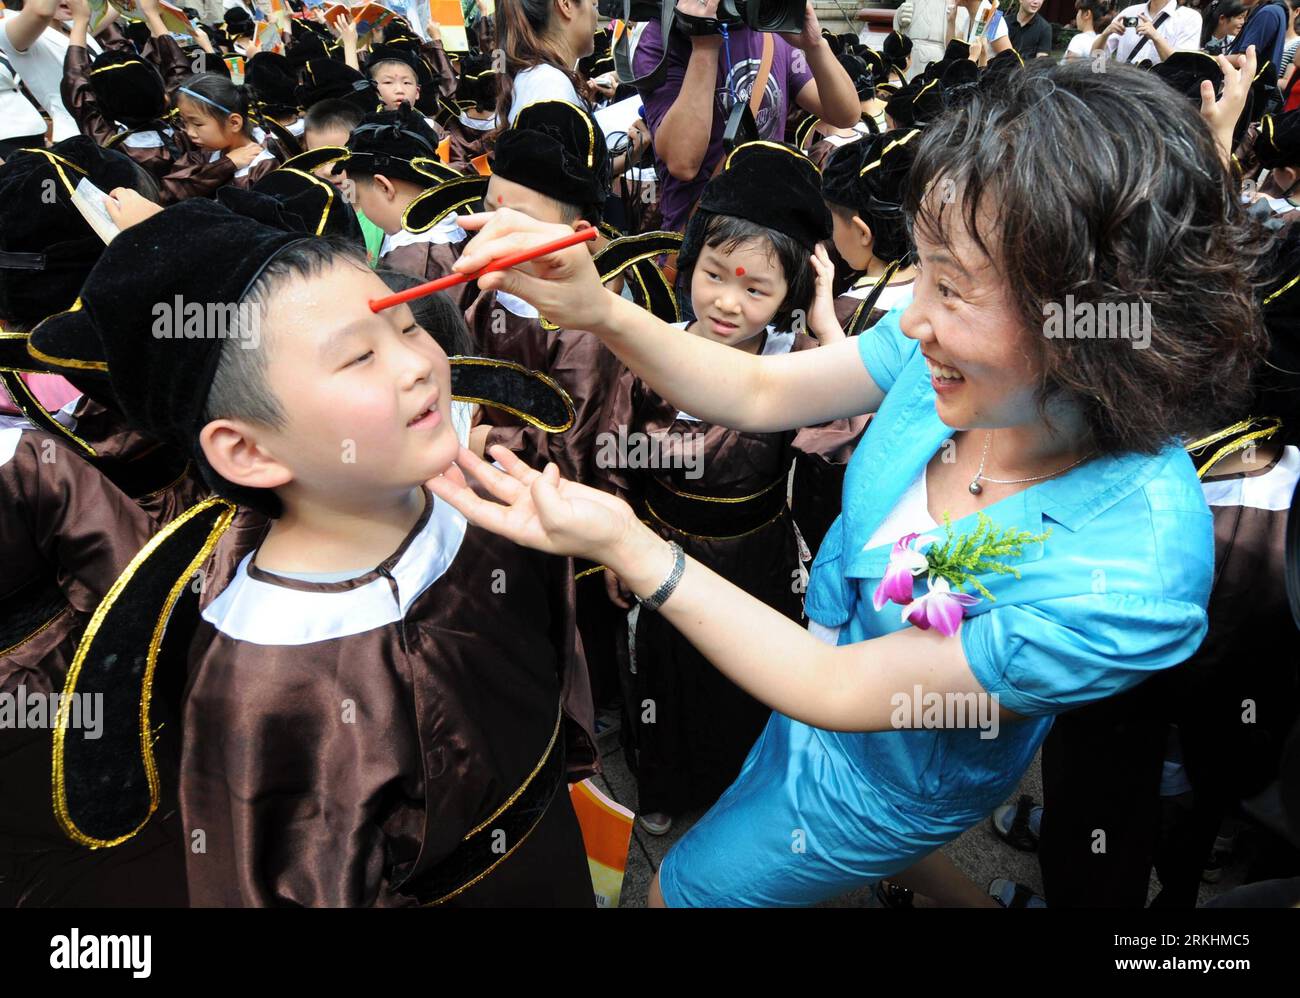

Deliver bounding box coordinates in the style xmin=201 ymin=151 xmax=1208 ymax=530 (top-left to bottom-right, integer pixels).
xmin=430 ymin=55 xmax=1270 ymax=906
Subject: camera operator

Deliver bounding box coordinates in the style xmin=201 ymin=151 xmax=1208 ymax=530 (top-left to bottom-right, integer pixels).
xmin=1091 ymin=0 xmax=1204 ymax=64
xmin=633 ymin=0 xmax=859 ymax=231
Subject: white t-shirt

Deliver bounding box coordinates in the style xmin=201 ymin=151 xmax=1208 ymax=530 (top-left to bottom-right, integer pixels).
xmin=0 ymin=51 xmax=46 ymax=140
xmin=508 ymin=63 xmax=583 ymax=124
xmin=1102 ymin=2 xmax=1203 ymax=65
xmin=0 ymin=16 xmax=101 ymax=141
xmin=1063 ymin=30 xmax=1099 ymax=61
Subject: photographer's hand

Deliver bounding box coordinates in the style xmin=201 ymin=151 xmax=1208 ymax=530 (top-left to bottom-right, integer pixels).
xmin=791 ymin=2 xmax=861 ymax=128
xmin=779 ymin=0 xmax=824 ymax=52
xmin=656 ymin=0 xmax=722 ymax=180
xmin=1092 ymin=13 xmax=1125 ymax=51
xmin=675 ymin=0 xmax=723 ymax=40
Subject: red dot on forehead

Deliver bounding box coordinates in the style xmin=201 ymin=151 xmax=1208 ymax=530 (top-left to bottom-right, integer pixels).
xmin=496 ymin=195 xmax=504 ymax=205
xmin=734 ymin=266 xmax=746 ymax=276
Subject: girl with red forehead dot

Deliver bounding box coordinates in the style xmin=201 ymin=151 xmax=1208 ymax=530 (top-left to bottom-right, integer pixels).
xmin=597 ymin=142 xmax=864 ymax=836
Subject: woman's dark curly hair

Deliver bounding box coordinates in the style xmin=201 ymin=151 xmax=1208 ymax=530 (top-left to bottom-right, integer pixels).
xmin=905 ymin=60 xmax=1269 ymax=455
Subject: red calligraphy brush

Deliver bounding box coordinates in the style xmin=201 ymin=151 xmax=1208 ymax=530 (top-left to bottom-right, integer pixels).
xmin=368 ymin=226 xmax=598 ymax=312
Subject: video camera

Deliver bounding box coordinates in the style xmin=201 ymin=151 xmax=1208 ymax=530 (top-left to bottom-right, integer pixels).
xmin=596 ymin=0 xmax=806 ymax=36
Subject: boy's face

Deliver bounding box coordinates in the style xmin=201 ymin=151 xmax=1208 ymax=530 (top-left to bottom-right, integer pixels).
xmin=830 ymin=209 xmax=873 ymax=271
xmin=304 ymin=124 xmax=353 ymax=151
xmin=688 ymin=239 xmax=787 ymax=350
xmin=235 ymin=260 xmax=458 ymax=501
xmin=372 ymin=63 xmax=421 ymax=111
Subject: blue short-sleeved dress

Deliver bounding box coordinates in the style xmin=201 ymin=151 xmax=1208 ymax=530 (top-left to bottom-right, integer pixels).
xmin=657 ymin=305 xmax=1216 ymax=907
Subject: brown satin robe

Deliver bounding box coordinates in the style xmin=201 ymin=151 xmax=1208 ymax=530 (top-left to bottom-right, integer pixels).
xmin=0 ymin=427 xmax=193 ymax=907
xmin=444 ymin=114 xmax=494 ymax=175
xmin=180 ymin=488 xmax=598 ymax=907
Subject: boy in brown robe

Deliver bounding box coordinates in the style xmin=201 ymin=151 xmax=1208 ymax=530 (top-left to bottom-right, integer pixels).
xmin=31 ymin=199 xmax=598 ymax=907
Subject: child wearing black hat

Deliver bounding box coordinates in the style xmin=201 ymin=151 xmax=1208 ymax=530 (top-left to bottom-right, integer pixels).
xmin=332 ymin=105 xmax=467 ymax=285
xmin=821 ymin=128 xmax=921 ymax=334
xmin=597 ymin=142 xmax=862 ymax=836
xmin=367 ymin=43 xmax=447 ymax=133
xmin=1244 ymin=109 xmax=1300 ymax=220
xmin=29 ymin=198 xmax=599 ymax=906
xmin=456 ymin=99 xmax=625 ymax=486
xmin=0 ymin=139 xmax=208 ymax=907
xmin=882 ymin=29 xmax=913 ymax=87
xmin=60 ymin=0 xmax=202 ymax=198
xmin=244 ymin=51 xmax=306 ymax=142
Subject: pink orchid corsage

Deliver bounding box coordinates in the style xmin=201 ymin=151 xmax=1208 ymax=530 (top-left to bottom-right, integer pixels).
xmin=870 ymin=513 xmax=1051 ymax=637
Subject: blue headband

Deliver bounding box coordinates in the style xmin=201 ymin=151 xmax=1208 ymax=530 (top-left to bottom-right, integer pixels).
xmin=178 ymin=86 xmax=234 ymax=116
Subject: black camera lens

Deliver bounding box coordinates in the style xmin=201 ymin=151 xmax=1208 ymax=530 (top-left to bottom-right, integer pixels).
xmin=745 ymin=0 xmax=805 ymax=32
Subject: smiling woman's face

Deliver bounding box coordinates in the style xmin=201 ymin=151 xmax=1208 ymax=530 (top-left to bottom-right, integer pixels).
xmin=900 ymin=195 xmax=1045 ymax=432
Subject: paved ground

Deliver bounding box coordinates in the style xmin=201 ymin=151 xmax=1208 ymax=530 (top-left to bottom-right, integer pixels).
xmin=588 ymin=712 xmax=1245 ymax=908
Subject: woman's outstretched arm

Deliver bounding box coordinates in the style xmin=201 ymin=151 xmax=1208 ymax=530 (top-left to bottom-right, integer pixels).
xmin=453 ymin=210 xmax=886 ymax=434
xmin=431 ymin=447 xmax=1009 ymax=734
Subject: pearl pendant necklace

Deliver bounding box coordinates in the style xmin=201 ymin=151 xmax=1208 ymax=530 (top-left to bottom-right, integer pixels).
xmin=968 ymin=431 xmax=1094 ymax=495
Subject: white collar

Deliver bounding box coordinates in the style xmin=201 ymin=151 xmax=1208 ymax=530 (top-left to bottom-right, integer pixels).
xmin=381 ymin=212 xmax=467 ymax=255
xmin=201 ymin=491 xmax=468 ymax=645
xmin=458 ymin=111 xmax=498 ymax=132
xmin=122 ymin=129 xmax=166 ymax=149
xmin=209 ymin=128 xmax=275 ymax=176
xmin=496 ymin=290 xmax=539 ymax=319
xmin=0 ymin=426 xmax=19 ymax=468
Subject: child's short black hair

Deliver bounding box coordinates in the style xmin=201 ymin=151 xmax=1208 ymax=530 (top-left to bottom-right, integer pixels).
xmin=303 ymin=98 xmax=364 ymax=137
xmin=177 ymin=72 xmax=253 ymax=137
xmin=676 ymin=214 xmax=816 ymax=331
xmin=368 ymin=57 xmax=420 ymax=82
xmin=204 ymin=237 xmax=369 ymax=430
xmin=376 ymin=269 xmax=474 ymax=357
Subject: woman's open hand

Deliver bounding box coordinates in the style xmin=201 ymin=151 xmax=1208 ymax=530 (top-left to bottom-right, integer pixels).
xmin=428 ymin=445 xmax=638 ymax=565
xmin=455 ymin=208 xmax=617 ymax=334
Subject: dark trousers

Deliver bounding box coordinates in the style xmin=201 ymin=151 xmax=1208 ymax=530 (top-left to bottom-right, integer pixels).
xmin=1038 ymin=680 xmax=1166 ymax=908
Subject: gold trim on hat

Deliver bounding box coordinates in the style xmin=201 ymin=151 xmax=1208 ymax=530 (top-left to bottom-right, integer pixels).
xmin=511 ymin=98 xmax=597 ymax=169
xmin=28 ymin=299 xmax=110 ymax=373
xmin=722 ymin=139 xmax=821 ymax=176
